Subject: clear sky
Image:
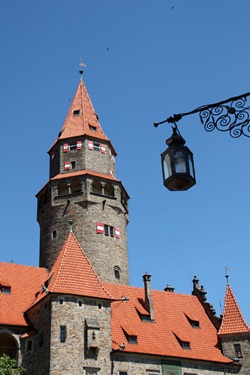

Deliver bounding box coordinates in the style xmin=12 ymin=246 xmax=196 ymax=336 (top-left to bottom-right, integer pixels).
xmin=1 ymin=1 xmax=249 ymax=325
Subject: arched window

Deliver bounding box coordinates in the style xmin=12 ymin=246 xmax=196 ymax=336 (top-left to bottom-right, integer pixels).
xmin=114 ymin=266 xmax=121 ymax=280
xmin=104 ymin=183 xmax=114 ymax=198
xmin=0 ymin=333 xmax=18 ymax=362
xmin=71 ymin=179 xmax=81 ymax=193
xmin=58 ymin=182 xmax=69 ymax=196
xmin=92 ymin=180 xmax=102 ymax=195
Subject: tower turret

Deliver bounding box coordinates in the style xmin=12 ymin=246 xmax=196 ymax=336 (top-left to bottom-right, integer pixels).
xmin=37 ymin=72 xmax=129 ymax=284
xmin=218 ymin=282 xmax=250 ymax=373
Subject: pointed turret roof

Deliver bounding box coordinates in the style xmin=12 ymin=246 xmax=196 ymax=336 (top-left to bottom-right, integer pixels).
xmin=218 ymin=284 xmax=250 ymax=335
xmin=55 ymin=78 xmax=109 ymax=142
xmin=44 ymin=232 xmax=112 ymax=300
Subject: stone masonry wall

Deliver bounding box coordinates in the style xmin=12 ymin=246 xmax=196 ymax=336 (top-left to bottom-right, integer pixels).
xmin=22 ymin=297 xmax=52 ymax=375
xmin=38 ymin=177 xmax=129 ymax=284
xmin=221 ymin=334 xmax=250 ymax=375
xmin=111 ymin=353 xmax=240 ymax=375
xmin=49 ymin=294 xmax=112 ymax=375
xmin=56 ymin=138 xmax=117 ymax=178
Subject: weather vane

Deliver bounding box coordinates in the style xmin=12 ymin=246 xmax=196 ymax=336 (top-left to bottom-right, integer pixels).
xmin=225 ymin=265 xmax=229 ymax=284
xmin=79 ymin=58 xmax=86 ymax=79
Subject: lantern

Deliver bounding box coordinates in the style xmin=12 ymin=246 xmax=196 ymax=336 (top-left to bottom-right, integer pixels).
xmin=161 ymin=127 xmax=196 ymax=191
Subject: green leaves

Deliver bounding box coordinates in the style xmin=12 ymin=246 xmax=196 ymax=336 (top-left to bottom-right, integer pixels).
xmin=0 ymin=354 xmax=25 ymax=375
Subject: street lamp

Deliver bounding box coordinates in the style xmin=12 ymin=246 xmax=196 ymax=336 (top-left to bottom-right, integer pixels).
xmin=154 ymin=91 xmax=250 ymax=191
xmin=161 ymin=125 xmax=195 ymax=191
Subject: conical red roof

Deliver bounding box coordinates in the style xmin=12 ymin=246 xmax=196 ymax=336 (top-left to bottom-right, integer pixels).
xmin=57 ymin=79 xmax=109 ymax=141
xmin=46 ymin=232 xmax=112 ymax=300
xmin=218 ymin=284 xmax=249 ymax=335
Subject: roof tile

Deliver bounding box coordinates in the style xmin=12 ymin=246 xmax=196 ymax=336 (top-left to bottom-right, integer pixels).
xmin=104 ymin=283 xmax=232 ymax=364
xmin=53 ymin=79 xmax=109 ymax=144
xmin=218 ymin=284 xmax=250 ymax=335
xmin=46 ymin=232 xmax=112 ymax=300
xmin=0 ymin=263 xmax=48 ymax=326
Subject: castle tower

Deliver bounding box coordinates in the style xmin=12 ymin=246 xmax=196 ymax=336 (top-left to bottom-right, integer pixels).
xmin=218 ymin=283 xmax=250 ymax=374
xmin=37 ymin=71 xmax=129 ymax=284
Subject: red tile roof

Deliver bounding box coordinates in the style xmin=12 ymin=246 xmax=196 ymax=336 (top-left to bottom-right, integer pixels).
xmin=0 ymin=263 xmax=48 ymax=326
xmin=44 ymin=232 xmax=112 ymax=300
xmin=104 ymin=283 xmax=232 ymax=364
xmin=54 ymin=79 xmax=109 ymax=143
xmin=218 ymin=284 xmax=250 ymax=336
xmin=50 ymin=169 xmax=119 ymax=182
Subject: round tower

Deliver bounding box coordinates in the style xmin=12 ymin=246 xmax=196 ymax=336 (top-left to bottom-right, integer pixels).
xmin=37 ymin=73 xmax=129 ymax=285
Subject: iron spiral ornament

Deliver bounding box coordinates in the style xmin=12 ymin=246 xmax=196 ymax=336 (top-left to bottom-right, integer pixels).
xmin=154 ymin=92 xmax=250 ymax=138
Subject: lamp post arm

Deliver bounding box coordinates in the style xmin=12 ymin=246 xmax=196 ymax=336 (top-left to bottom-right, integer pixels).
xmin=154 ymin=91 xmax=250 ymax=138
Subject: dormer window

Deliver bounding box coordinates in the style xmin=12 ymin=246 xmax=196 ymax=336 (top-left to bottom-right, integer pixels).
xmin=73 ymin=109 xmax=80 ymax=116
xmin=185 ymin=314 xmax=200 ymax=328
xmin=1 ymin=285 xmax=11 ymax=294
xmin=181 ymin=341 xmax=190 ymax=350
xmin=141 ymin=314 xmax=150 ymax=322
xmin=128 ymin=335 xmax=137 ymax=344
xmin=173 ymin=332 xmax=190 ymax=350
xmin=89 ymin=124 xmax=97 ymax=132
xmin=121 ymin=326 xmax=138 ymax=344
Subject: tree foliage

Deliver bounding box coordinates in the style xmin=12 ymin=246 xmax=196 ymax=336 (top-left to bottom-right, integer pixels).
xmin=0 ymin=354 xmax=25 ymax=375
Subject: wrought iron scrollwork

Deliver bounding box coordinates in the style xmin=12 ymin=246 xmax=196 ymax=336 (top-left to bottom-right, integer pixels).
xmin=154 ymin=92 xmax=250 ymax=138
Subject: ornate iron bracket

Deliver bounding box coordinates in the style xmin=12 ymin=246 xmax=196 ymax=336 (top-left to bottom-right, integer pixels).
xmin=154 ymin=92 xmax=250 ymax=138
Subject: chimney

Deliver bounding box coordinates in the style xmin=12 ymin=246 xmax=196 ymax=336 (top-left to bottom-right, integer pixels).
xmin=143 ymin=273 xmax=154 ymax=321
xmin=164 ymin=284 xmax=175 ymax=292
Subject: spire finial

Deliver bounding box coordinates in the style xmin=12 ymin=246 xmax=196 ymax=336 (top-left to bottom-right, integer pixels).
xmin=225 ymin=265 xmax=229 ymax=284
xmin=79 ymin=58 xmax=86 ymax=80
xmin=69 ymin=220 xmax=73 ymax=233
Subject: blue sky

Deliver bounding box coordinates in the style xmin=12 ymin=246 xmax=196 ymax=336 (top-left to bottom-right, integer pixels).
xmin=1 ymin=1 xmax=249 ymax=325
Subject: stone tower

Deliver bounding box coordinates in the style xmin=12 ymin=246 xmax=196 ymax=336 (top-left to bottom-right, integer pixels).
xmin=37 ymin=72 xmax=130 ymax=284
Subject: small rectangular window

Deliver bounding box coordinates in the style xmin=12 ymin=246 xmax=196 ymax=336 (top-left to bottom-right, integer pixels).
xmin=73 ymin=109 xmax=80 ymax=116
xmin=52 ymin=230 xmax=57 ymax=239
xmin=64 ymin=161 xmax=76 ymax=170
xmin=114 ymin=266 xmax=120 ymax=280
xmin=26 ymin=340 xmax=33 ymax=352
xmin=69 ymin=144 xmax=77 ymax=151
xmin=58 ymin=299 xmax=64 ymax=305
xmin=104 ymin=224 xmax=109 ymax=236
xmin=119 ymin=372 xmax=127 ymax=375
xmin=60 ymin=326 xmax=67 ymax=343
xmin=39 ymin=331 xmax=44 ymax=348
xmin=93 ymin=142 xmax=100 ymax=151
xmin=234 ymin=343 xmax=243 ymax=358
xmin=110 ymin=226 xmax=114 ymax=237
